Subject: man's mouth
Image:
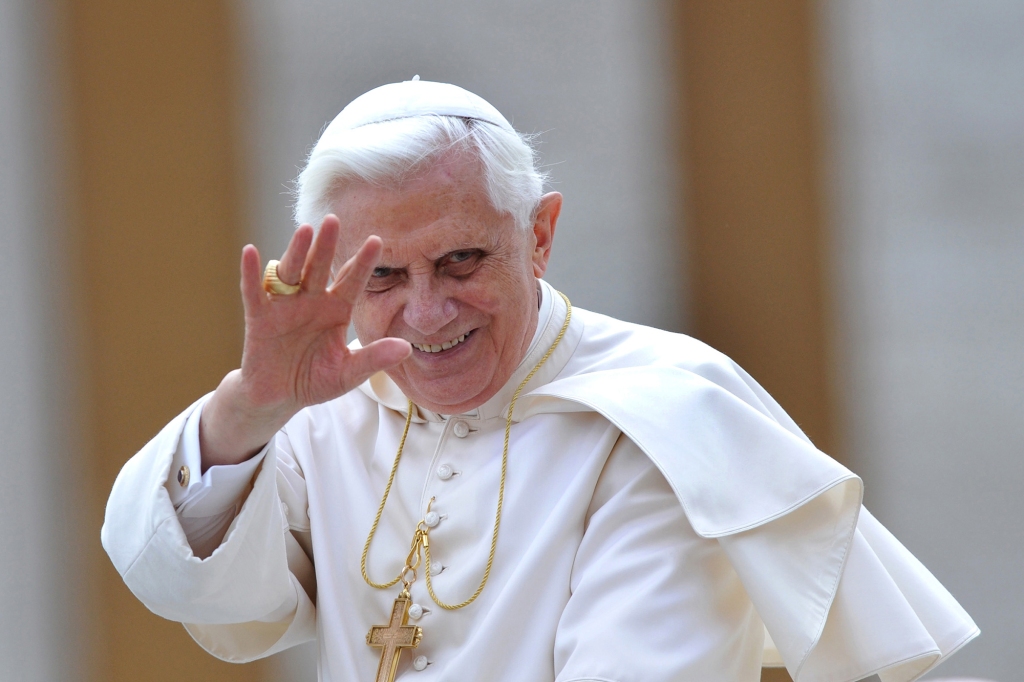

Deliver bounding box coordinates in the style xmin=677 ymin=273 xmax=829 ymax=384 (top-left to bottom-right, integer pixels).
xmin=412 ymin=330 xmax=473 ymax=354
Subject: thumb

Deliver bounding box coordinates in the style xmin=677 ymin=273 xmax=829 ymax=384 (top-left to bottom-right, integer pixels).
xmin=342 ymin=338 xmax=412 ymax=387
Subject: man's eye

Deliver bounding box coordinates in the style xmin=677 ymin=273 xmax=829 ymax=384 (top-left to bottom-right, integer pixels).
xmin=442 ymin=250 xmax=483 ymax=277
xmin=373 ymin=267 xmax=392 ymax=277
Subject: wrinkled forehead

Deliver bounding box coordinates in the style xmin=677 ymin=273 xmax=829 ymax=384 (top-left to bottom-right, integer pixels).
xmin=330 ymin=149 xmax=492 ymax=218
xmin=340 ymin=144 xmax=484 ymax=196
xmin=329 ymin=158 xmax=517 ymax=262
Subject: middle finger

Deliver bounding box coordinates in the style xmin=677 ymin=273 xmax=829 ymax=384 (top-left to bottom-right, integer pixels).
xmin=277 ymin=224 xmax=314 ymax=286
xmin=302 ymin=215 xmax=342 ymax=292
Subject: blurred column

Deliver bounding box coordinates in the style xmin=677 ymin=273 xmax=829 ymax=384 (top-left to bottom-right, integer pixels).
xmin=674 ymin=1 xmax=837 ymax=459
xmin=0 ymin=0 xmax=81 ymax=679
xmin=64 ymin=2 xmax=262 ymax=680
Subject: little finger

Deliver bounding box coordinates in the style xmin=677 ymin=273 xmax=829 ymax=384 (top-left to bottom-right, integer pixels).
xmin=240 ymin=245 xmax=267 ymax=315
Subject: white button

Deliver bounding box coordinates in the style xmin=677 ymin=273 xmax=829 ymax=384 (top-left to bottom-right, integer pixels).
xmin=436 ymin=464 xmax=454 ymax=480
xmin=408 ymin=603 xmax=423 ymax=619
xmin=429 ymin=563 xmax=443 ymax=576
xmin=413 ymin=655 xmax=429 ymax=671
xmin=423 ymin=511 xmax=440 ymax=528
xmin=281 ymin=502 xmax=290 ymax=517
xmin=452 ymin=420 xmax=470 ymax=438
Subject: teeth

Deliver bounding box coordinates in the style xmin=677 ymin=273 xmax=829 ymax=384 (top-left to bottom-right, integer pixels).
xmin=413 ymin=332 xmax=470 ymax=354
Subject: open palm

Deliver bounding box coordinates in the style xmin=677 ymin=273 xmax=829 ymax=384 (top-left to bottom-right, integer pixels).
xmin=200 ymin=215 xmax=411 ymax=467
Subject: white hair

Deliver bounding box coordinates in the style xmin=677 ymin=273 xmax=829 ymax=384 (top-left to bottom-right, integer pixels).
xmin=294 ymin=115 xmax=547 ymax=231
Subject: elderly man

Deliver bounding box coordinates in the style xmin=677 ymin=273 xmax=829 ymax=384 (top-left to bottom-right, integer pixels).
xmin=103 ymin=80 xmax=976 ymax=682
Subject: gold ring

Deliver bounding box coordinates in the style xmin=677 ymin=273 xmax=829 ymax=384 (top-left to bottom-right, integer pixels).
xmin=263 ymin=260 xmax=301 ymax=295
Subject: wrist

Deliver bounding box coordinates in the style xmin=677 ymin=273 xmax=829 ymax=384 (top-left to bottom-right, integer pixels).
xmin=199 ymin=370 xmax=298 ymax=469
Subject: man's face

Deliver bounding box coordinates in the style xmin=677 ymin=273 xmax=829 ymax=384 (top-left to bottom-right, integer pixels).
xmin=333 ymin=152 xmax=559 ymax=414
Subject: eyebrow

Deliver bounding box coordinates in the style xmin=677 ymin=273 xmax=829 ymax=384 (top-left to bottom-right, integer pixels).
xmin=374 ymin=231 xmax=502 ymax=271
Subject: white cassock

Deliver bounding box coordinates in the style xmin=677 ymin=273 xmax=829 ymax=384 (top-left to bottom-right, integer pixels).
xmin=101 ymin=279 xmax=977 ymax=682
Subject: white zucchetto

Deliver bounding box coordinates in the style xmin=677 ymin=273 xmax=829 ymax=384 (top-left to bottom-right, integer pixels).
xmin=316 ymin=78 xmax=514 ymax=151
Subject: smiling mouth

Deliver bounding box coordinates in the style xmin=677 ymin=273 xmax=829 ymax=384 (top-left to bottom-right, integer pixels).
xmin=412 ymin=330 xmax=473 ymax=354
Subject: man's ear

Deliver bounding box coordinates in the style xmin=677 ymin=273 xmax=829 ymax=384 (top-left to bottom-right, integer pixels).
xmin=531 ymin=192 xmax=562 ymax=278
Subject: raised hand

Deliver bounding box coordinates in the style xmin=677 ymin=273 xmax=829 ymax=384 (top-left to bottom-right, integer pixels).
xmin=200 ymin=215 xmax=411 ymax=469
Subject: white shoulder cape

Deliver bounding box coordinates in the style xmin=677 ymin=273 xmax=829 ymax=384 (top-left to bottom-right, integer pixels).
xmin=431 ymin=302 xmax=979 ymax=682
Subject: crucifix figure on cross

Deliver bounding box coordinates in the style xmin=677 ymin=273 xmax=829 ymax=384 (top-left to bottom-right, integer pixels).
xmin=366 ymin=594 xmax=424 ymax=682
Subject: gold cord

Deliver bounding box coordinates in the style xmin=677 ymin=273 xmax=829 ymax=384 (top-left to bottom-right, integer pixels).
xmin=361 ymin=292 xmax=572 ymax=610
xmin=359 ymin=402 xmax=415 ymax=590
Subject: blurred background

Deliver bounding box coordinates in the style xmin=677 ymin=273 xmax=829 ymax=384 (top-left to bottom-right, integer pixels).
xmin=1 ymin=1 xmax=1020 ymax=681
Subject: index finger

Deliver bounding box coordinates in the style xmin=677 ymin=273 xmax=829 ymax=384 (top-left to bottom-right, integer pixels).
xmin=328 ymin=235 xmax=383 ymax=304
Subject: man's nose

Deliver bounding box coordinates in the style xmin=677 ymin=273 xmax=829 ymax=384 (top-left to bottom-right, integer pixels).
xmin=403 ymin=281 xmax=458 ymax=336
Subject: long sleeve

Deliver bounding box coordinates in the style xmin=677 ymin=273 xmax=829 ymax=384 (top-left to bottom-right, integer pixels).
xmin=167 ymin=400 xmax=266 ymax=559
xmin=100 ymin=395 xmax=317 ymax=662
xmin=554 ymin=435 xmax=765 ymax=682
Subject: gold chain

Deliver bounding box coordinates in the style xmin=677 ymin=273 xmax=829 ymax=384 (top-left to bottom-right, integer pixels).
xmin=361 ymin=292 xmax=572 ymax=610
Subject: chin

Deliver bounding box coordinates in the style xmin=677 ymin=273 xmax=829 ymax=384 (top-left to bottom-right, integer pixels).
xmin=395 ymin=334 xmax=502 ymax=412
xmin=405 ymin=377 xmax=491 ymax=413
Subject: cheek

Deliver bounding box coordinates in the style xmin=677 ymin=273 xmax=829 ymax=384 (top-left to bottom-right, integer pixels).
xmin=489 ymin=269 xmax=536 ymax=319
xmin=457 ymin=286 xmax=512 ymax=323
xmin=469 ymin=258 xmax=533 ymax=306
xmin=352 ymin=298 xmax=396 ymax=341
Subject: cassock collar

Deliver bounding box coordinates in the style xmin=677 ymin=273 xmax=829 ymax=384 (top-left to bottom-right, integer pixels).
xmin=356 ymin=279 xmax=584 ymax=423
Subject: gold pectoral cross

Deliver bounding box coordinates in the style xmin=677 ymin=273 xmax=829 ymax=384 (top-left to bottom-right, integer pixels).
xmin=366 ymin=594 xmax=423 ymax=682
